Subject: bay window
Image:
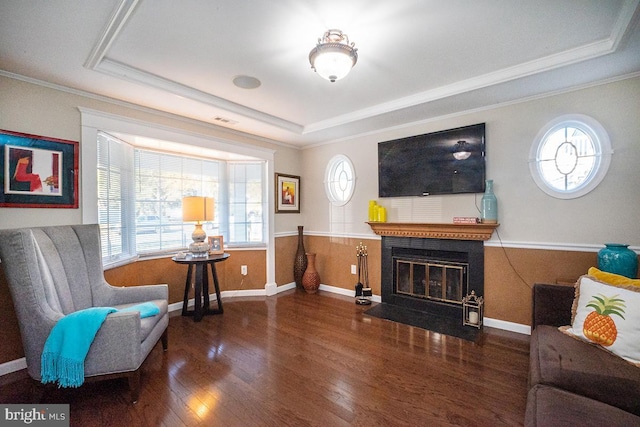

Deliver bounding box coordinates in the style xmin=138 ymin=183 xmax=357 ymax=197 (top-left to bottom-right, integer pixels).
xmin=97 ymin=131 xmax=265 ymax=267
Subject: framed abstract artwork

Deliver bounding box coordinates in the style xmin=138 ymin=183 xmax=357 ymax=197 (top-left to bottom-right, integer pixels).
xmin=0 ymin=129 xmax=79 ymax=208
xmin=275 ymin=173 xmax=300 ymax=213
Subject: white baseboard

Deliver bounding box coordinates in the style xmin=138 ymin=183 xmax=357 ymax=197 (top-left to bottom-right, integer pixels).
xmin=318 ymin=284 xmax=382 ymax=303
xmin=265 ymin=282 xmax=278 ymax=296
xmin=0 ymin=357 xmax=26 ymax=376
xmin=1 ymin=284 xmax=529 ymax=377
xmin=484 ymin=317 xmax=531 ymax=335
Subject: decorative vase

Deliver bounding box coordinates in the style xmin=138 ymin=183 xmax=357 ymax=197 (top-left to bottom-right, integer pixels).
xmin=597 ymin=243 xmax=638 ymax=279
xmin=293 ymin=226 xmax=308 ymax=289
xmin=481 ymin=179 xmax=498 ymax=224
xmin=302 ymin=253 xmax=321 ymax=294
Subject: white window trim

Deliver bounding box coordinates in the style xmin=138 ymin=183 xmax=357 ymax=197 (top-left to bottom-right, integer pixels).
xmin=324 ymin=154 xmax=356 ymax=206
xmin=529 ymin=114 xmax=613 ymax=199
xmin=79 ymin=107 xmax=277 ymax=288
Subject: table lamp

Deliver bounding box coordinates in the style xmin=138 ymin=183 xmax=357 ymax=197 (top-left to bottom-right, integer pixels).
xmin=182 ymin=196 xmax=214 ymax=256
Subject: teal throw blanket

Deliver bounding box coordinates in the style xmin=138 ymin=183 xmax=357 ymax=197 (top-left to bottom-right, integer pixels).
xmin=41 ymin=302 xmax=160 ymax=388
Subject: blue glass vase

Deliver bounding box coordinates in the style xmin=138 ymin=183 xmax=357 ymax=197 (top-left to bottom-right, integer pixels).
xmin=481 ymin=180 xmax=498 ymax=224
xmin=597 ymin=243 xmax=638 ymax=279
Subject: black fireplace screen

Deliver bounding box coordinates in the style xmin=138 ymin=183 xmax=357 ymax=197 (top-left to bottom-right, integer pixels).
xmin=395 ymin=258 xmax=468 ymax=304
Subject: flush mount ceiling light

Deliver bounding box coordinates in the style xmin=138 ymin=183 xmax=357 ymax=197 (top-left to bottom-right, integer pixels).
xmin=309 ymin=29 xmax=358 ymax=82
xmin=453 ymin=140 xmax=472 ymax=160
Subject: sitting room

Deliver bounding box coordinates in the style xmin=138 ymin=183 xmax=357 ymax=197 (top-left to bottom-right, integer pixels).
xmin=1 ymin=1 xmax=639 ymax=425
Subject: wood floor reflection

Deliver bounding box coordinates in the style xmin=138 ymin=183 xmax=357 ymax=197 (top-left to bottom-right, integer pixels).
xmin=0 ymin=290 xmax=530 ymax=426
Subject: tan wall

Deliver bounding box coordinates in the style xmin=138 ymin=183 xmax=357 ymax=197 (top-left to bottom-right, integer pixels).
xmin=276 ymin=235 xmax=638 ymax=327
xmin=0 ymin=249 xmax=266 ymax=364
xmin=2 ymin=232 xmax=637 ymax=365
xmin=484 ymin=246 xmax=599 ymax=325
xmin=104 ymin=250 xmax=267 ymax=300
xmin=294 ymin=236 xmax=603 ymax=325
xmin=275 ymin=234 xmax=381 ymax=294
xmin=305 ymin=235 xmax=381 ymax=295
xmin=275 ymin=234 xmax=298 ymax=286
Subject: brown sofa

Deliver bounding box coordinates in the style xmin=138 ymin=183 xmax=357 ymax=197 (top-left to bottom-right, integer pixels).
xmin=526 ymin=283 xmax=640 ymax=426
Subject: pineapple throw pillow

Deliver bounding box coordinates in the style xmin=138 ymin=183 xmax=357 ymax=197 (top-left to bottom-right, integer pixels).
xmin=560 ymin=274 xmax=640 ymax=366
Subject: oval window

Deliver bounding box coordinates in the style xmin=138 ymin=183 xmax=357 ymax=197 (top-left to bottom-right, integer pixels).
xmin=529 ymin=114 xmax=612 ymax=199
xmin=324 ymin=154 xmax=356 ymax=206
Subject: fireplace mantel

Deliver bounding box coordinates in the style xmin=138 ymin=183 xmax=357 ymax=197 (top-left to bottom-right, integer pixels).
xmin=367 ymin=222 xmax=498 ymax=241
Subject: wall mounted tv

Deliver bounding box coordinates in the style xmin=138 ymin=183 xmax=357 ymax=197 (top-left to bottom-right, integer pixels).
xmin=378 ymin=123 xmax=486 ymax=197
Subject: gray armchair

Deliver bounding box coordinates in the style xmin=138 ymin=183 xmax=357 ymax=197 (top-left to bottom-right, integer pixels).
xmin=0 ymin=224 xmax=168 ymax=402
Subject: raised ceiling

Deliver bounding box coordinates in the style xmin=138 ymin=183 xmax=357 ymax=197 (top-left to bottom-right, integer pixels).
xmin=1 ymin=0 xmax=639 ymax=147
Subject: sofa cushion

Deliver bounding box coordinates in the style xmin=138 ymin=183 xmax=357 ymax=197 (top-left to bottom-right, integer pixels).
xmin=525 ymin=384 xmax=640 ymax=427
xmin=530 ymin=325 xmax=640 ymax=416
xmin=114 ymin=299 xmax=168 ymax=342
xmin=561 ymin=275 xmax=640 ymax=365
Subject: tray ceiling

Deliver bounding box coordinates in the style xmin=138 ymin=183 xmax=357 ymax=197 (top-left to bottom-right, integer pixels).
xmin=1 ymin=0 xmax=639 ymax=146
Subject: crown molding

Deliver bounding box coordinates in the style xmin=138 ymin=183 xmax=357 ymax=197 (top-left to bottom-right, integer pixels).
xmin=303 ymin=1 xmax=640 ymax=134
xmin=82 ymin=0 xmax=640 ymax=140
xmin=84 ymin=0 xmax=303 ymax=135
xmin=95 ymin=58 xmax=303 ymax=134
xmin=84 ymin=0 xmax=141 ymax=69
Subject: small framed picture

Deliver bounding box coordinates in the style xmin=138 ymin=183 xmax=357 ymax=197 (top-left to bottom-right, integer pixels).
xmin=275 ymin=173 xmax=300 ymax=213
xmin=208 ymin=235 xmax=224 ymax=254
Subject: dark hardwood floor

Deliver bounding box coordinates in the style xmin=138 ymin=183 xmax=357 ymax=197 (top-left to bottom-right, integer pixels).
xmin=0 ymin=290 xmax=530 ymax=426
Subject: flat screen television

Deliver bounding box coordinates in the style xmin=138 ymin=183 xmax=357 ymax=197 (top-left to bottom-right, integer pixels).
xmin=378 ymin=123 xmax=486 ymax=197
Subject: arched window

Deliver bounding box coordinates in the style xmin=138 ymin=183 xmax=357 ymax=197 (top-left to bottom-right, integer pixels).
xmin=324 ymin=154 xmax=356 ymax=206
xmin=529 ymin=114 xmax=612 ymax=199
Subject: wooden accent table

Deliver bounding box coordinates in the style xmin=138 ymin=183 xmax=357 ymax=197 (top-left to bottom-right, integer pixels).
xmin=172 ymin=253 xmax=230 ymax=322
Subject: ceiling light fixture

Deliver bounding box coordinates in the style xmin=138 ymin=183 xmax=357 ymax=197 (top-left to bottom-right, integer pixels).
xmin=453 ymin=140 xmax=472 ymax=160
xmin=309 ymin=29 xmax=358 ymax=82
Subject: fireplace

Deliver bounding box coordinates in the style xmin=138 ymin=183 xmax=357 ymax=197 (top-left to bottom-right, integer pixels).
xmin=366 ymin=222 xmax=497 ymax=330
xmin=395 ymin=254 xmax=468 ymax=304
xmin=381 ymin=236 xmax=485 ymax=320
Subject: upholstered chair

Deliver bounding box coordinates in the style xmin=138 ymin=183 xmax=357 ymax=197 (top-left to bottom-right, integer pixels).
xmin=0 ymin=224 xmax=168 ymax=402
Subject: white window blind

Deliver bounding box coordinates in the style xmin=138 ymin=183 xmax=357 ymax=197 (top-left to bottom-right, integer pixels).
xmin=97 ymin=132 xmax=136 ymax=264
xmin=97 ymin=132 xmax=266 ymax=266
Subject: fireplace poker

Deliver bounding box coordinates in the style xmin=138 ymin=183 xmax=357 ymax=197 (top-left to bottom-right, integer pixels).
xmin=356 ymin=243 xmax=371 ymax=305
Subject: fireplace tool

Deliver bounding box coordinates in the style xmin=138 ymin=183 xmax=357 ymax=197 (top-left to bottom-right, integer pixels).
xmin=355 ymin=242 xmax=372 ymax=305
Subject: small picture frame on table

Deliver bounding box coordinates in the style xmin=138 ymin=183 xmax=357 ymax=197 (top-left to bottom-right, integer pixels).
xmin=208 ymin=235 xmax=224 ymax=254
xmin=275 ymin=173 xmax=300 ymax=213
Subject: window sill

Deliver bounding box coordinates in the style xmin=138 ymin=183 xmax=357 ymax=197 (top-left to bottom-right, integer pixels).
xmin=104 ymin=245 xmax=267 ymax=270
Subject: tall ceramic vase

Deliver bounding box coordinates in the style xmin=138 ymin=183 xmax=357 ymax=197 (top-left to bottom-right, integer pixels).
xmin=481 ymin=179 xmax=498 ymax=224
xmin=293 ymin=226 xmax=308 ymax=289
xmin=598 ymin=243 xmax=638 ymax=279
xmin=302 ymin=253 xmax=321 ymax=294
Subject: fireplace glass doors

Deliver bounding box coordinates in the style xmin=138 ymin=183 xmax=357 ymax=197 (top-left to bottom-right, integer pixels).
xmin=395 ymin=258 xmax=468 ymax=305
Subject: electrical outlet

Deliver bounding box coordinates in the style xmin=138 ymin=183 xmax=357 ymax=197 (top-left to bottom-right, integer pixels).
xmin=241 ymin=265 xmax=248 ymax=275
xmin=351 ymin=264 xmax=357 ymax=275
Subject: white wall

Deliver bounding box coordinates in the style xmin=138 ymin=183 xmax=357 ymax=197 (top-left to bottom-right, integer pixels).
xmin=301 ymin=76 xmax=640 ymax=248
xmin=0 ymin=76 xmax=300 ymax=233
xmin=2 ymin=74 xmax=639 ymax=248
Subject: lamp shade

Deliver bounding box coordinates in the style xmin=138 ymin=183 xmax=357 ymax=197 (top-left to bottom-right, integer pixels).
xmin=182 ymin=196 xmax=214 ymax=222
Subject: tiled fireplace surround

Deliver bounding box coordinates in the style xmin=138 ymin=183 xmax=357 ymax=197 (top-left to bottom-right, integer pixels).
xmin=368 ymin=223 xmax=497 ymax=321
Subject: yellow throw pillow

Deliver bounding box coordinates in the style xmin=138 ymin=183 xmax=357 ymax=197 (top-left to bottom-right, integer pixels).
xmin=588 ymin=267 xmax=640 ymax=287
